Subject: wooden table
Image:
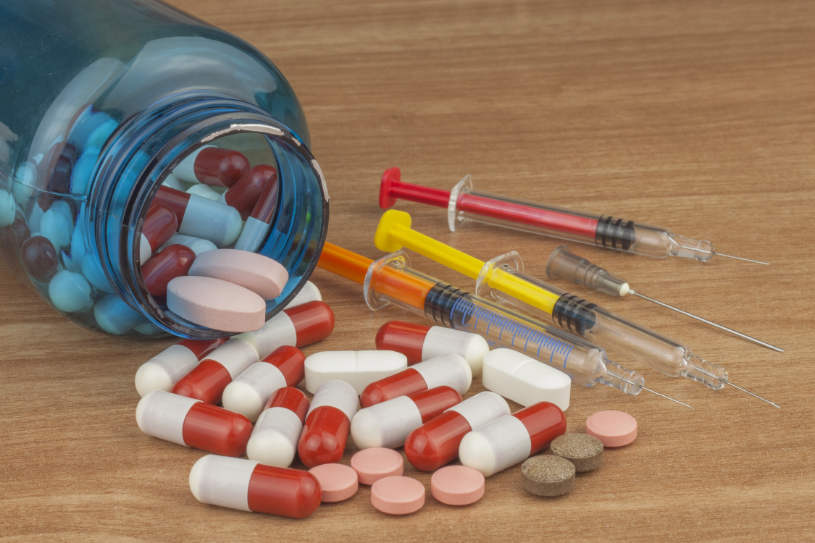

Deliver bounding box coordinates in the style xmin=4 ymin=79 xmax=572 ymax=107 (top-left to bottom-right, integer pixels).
xmin=2 ymin=1 xmax=813 ymax=540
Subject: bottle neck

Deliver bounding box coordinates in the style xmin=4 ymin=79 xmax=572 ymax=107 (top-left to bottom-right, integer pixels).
xmin=87 ymin=95 xmax=328 ymax=338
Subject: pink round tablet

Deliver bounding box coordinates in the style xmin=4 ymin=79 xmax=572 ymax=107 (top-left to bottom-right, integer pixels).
xmin=586 ymin=410 xmax=638 ymax=447
xmin=308 ymin=463 xmax=359 ymax=503
xmin=371 ymin=476 xmax=425 ymax=515
xmin=166 ymin=275 xmax=266 ymax=332
xmin=188 ymin=248 xmax=288 ymax=299
xmin=350 ymin=448 xmax=404 ymax=485
xmin=430 ymin=465 xmax=485 ymax=506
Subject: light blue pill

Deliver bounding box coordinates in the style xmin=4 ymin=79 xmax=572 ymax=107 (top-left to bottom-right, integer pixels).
xmin=0 ymin=188 xmax=15 ymax=227
xmin=40 ymin=200 xmax=74 ymax=250
xmin=94 ymin=295 xmax=143 ymax=335
xmin=71 ymin=147 xmax=101 ymax=195
xmin=80 ymin=253 xmax=115 ymax=293
xmin=67 ymin=109 xmax=107 ymax=148
xmin=49 ymin=270 xmax=93 ymax=313
xmin=86 ymin=117 xmax=118 ymax=149
xmin=133 ymin=321 xmax=164 ymax=336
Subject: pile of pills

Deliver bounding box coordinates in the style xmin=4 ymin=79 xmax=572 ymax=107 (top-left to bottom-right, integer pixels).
xmin=134 ymin=302 xmax=638 ymax=518
xmin=1 ymin=128 xmax=299 ymax=335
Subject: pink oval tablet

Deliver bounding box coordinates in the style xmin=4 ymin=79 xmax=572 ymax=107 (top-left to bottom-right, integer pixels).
xmin=430 ymin=465 xmax=485 ymax=506
xmin=586 ymin=410 xmax=638 ymax=447
xmin=350 ymin=448 xmax=404 ymax=485
xmin=371 ymin=476 xmax=425 ymax=515
xmin=166 ymin=275 xmax=266 ymax=332
xmin=188 ymin=249 xmax=289 ymax=299
xmin=308 ymin=463 xmax=359 ymax=503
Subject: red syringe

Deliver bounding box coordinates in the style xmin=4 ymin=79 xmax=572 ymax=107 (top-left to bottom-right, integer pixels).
xmin=379 ymin=168 xmax=767 ymax=264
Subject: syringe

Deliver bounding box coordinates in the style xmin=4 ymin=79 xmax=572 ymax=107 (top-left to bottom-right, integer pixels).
xmin=317 ymin=241 xmax=689 ymax=406
xmin=374 ymin=210 xmax=779 ymax=407
xmin=379 ymin=167 xmax=768 ymax=264
xmin=545 ymin=246 xmax=783 ymax=352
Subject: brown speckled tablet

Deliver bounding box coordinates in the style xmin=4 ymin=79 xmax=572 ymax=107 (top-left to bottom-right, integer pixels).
xmin=550 ymin=433 xmax=604 ymax=473
xmin=520 ymin=455 xmax=575 ymax=497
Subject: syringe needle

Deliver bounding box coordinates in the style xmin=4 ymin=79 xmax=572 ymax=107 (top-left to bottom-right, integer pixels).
xmin=727 ymin=382 xmax=780 ymax=409
xmin=640 ymin=384 xmax=693 ymax=409
xmin=630 ymin=290 xmax=784 ymax=353
xmin=614 ymin=375 xmax=693 ymax=408
xmin=713 ymin=251 xmax=769 ymax=265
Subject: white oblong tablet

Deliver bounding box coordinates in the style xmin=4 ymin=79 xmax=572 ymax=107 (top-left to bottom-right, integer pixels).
xmin=482 ymin=348 xmax=571 ymax=410
xmin=188 ymin=248 xmax=288 ymax=300
xmin=166 ymin=275 xmax=266 ymax=333
xmin=305 ymin=350 xmax=408 ymax=394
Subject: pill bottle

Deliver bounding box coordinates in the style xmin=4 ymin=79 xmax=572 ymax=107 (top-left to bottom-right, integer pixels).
xmin=0 ymin=1 xmax=328 ymax=337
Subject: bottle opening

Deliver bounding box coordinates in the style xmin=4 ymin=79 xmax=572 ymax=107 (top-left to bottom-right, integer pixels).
xmin=80 ymin=100 xmax=328 ymax=337
xmin=135 ymin=126 xmax=327 ymax=337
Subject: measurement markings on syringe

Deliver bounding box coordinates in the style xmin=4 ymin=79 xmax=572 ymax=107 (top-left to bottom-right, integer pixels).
xmin=451 ymin=297 xmax=574 ymax=368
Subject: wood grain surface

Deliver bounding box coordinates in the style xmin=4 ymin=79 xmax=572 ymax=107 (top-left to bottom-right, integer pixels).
xmin=2 ymin=1 xmax=814 ymax=541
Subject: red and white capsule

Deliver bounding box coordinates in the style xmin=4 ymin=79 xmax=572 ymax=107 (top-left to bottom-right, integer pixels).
xmin=174 ymin=145 xmax=249 ymax=187
xmin=246 ymin=387 xmax=310 ymax=467
xmin=135 ymin=337 xmax=226 ymax=397
xmin=141 ymin=244 xmax=196 ymax=296
xmin=376 ymin=321 xmax=490 ymax=376
xmin=360 ymin=354 xmax=472 ymax=407
xmin=172 ymin=337 xmax=259 ymax=404
xmin=190 ymin=455 xmax=320 ymax=518
xmin=136 ymin=390 xmax=253 ymax=456
xmin=234 ymin=166 xmax=280 ymax=251
xmin=458 ymin=401 xmax=567 ymax=477
xmin=404 ymin=391 xmax=509 ymax=472
xmin=297 ymin=380 xmax=359 ymax=468
xmin=239 ymin=300 xmax=335 ymax=359
xmin=222 ymin=164 xmax=277 ymax=218
xmin=139 ymin=206 xmax=178 ymax=263
xmin=351 ymin=386 xmax=462 ymax=450
xmin=283 ymin=281 xmax=322 ymax=309
xmin=222 ymin=346 xmax=306 ymax=421
xmin=152 ymin=185 xmax=242 ymax=247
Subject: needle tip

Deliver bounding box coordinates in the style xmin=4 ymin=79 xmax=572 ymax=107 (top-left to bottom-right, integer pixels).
xmin=727 ymin=382 xmax=780 ymax=408
xmin=641 ymin=385 xmax=693 ymax=408
xmin=714 ymin=251 xmax=769 ymax=265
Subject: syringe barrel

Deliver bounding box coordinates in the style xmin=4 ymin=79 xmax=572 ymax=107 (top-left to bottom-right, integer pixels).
xmin=545 ymin=246 xmax=629 ymax=297
xmin=361 ymin=252 xmax=642 ymax=393
xmin=488 ymin=267 xmax=728 ymax=389
xmin=447 ymin=177 xmax=714 ymax=261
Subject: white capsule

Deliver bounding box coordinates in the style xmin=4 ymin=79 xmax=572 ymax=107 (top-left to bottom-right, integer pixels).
xmin=246 ymin=387 xmax=309 ymax=467
xmin=189 ymin=454 xmax=257 ymax=512
xmin=423 ymin=327 xmax=489 ymax=376
xmin=162 ymin=233 xmax=217 ymax=256
xmin=412 ymin=354 xmax=472 ymax=395
xmin=283 ymin=281 xmax=322 ymax=309
xmin=135 ymin=338 xmax=223 ymax=396
xmin=459 ymin=402 xmax=566 ymax=477
xmin=187 ymin=183 xmax=221 ymax=201
xmin=162 ymin=173 xmax=188 ymax=191
xmin=305 ymin=350 xmax=408 ymax=394
xmin=447 ymin=391 xmax=511 ymax=429
xmin=173 ymin=145 xmax=215 ymax=184
xmin=237 ymin=311 xmax=296 ymax=359
xmin=482 ymin=348 xmax=571 ymax=410
xmin=308 ymin=379 xmax=360 ymax=421
xmin=351 ymin=386 xmax=461 ymax=449
xmin=179 ymin=195 xmax=242 ymax=247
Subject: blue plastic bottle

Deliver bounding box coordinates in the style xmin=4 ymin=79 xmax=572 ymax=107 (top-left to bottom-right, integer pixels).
xmin=0 ymin=0 xmax=328 ymax=337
